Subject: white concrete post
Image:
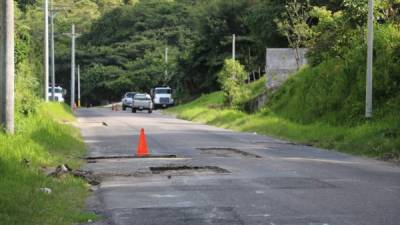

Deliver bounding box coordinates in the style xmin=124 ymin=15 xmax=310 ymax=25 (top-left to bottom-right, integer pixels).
xmin=366 ymin=0 xmax=374 ymax=118
xmin=70 ymin=24 xmax=76 ymax=108
xmin=44 ymin=0 xmax=49 ymax=101
xmin=0 ymin=0 xmax=15 ymax=134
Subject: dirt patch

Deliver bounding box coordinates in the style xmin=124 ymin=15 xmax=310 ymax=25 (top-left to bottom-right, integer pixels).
xmin=43 ymin=165 xmax=101 ymax=186
xmin=198 ymin=147 xmax=261 ymax=158
xmin=149 ymin=165 xmax=230 ymax=176
xmin=207 ymin=104 xmax=225 ymax=109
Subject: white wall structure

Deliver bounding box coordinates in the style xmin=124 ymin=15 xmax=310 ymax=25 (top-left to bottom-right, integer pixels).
xmin=266 ymin=48 xmax=308 ymax=88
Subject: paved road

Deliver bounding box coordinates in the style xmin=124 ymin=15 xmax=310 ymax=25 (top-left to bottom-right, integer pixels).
xmin=77 ymin=108 xmax=400 ymax=225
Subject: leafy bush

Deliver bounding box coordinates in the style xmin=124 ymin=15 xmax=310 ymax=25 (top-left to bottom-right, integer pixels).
xmin=218 ymin=59 xmax=249 ymax=107
xmin=14 ymin=6 xmax=41 ymax=117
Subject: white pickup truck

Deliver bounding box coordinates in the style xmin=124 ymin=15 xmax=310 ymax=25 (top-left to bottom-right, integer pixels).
xmin=132 ymin=93 xmax=153 ymax=114
xmin=122 ymin=92 xmax=137 ymax=110
xmin=151 ymin=87 xmax=174 ymax=109
xmin=48 ymin=86 xmax=65 ymax=102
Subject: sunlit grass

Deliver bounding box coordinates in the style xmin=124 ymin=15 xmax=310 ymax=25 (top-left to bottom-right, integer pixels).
xmin=0 ymin=103 xmax=96 ymax=225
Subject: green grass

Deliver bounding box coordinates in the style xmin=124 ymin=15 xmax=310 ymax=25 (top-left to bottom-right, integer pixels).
xmin=247 ymin=77 xmax=267 ymax=100
xmin=0 ymin=102 xmax=96 ymax=225
xmin=167 ymin=91 xmax=400 ymax=160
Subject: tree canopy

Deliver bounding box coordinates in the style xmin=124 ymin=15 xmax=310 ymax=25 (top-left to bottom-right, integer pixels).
xmin=16 ymin=0 xmax=400 ymax=106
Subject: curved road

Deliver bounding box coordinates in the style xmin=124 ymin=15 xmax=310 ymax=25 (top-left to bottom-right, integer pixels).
xmin=77 ymin=108 xmax=400 ymax=225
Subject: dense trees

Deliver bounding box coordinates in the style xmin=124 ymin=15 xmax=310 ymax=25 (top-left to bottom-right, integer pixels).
xmin=73 ymin=0 xmax=195 ymax=104
xmin=13 ymin=0 xmax=133 ymax=109
xmin=71 ymin=0 xmax=288 ymax=104
xmin=16 ymin=0 xmax=400 ymax=107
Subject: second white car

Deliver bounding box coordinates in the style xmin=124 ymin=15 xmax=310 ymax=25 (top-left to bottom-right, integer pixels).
xmin=132 ymin=93 xmax=153 ymax=114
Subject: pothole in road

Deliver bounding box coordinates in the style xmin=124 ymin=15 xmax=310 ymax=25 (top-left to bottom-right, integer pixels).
xmin=254 ymin=177 xmax=336 ymax=189
xmin=79 ymin=121 xmax=108 ymax=127
xmin=251 ymin=141 xmax=313 ymax=147
xmin=88 ymin=165 xmax=230 ymax=180
xmin=198 ymin=147 xmax=261 ymax=159
xmin=149 ymin=165 xmax=230 ymax=176
xmin=85 ymin=155 xmax=178 ymax=163
xmin=113 ymin=207 xmax=244 ymax=225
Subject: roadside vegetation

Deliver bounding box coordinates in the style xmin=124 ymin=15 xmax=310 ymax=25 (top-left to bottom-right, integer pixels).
xmin=0 ymin=103 xmax=96 ymax=225
xmin=168 ymin=88 xmax=399 ymax=161
xmin=0 ymin=2 xmax=105 ymax=224
xmin=168 ymin=1 xmax=400 ymax=161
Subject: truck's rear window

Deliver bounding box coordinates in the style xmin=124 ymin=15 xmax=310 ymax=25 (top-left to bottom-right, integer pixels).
xmin=134 ymin=95 xmax=149 ymax=100
xmin=155 ymin=89 xmax=171 ymax=94
xmin=48 ymin=88 xmax=62 ymax=93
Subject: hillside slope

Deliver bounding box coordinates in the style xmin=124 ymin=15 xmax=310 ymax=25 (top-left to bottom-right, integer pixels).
xmin=168 ymin=26 xmax=400 ymax=161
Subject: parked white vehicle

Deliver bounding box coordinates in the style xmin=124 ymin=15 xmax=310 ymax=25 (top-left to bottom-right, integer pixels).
xmin=132 ymin=93 xmax=153 ymax=114
xmin=121 ymin=92 xmax=137 ymax=110
xmin=48 ymin=86 xmax=65 ymax=102
xmin=151 ymin=87 xmax=174 ymax=109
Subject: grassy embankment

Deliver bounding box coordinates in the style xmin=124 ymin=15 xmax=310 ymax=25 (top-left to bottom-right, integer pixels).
xmin=168 ymin=71 xmax=400 ymax=160
xmin=0 ymin=103 xmax=96 ymax=225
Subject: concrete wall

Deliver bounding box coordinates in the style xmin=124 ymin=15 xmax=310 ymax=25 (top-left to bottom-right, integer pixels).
xmin=266 ymin=48 xmax=308 ymax=88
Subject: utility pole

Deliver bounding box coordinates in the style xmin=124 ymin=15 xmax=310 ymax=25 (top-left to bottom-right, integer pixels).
xmin=232 ymin=34 xmax=236 ymax=61
xmin=366 ymin=0 xmax=374 ymax=118
xmin=65 ymin=24 xmax=79 ymax=108
xmin=266 ymin=48 xmax=272 ymax=88
xmin=165 ymin=47 xmax=168 ymax=80
xmin=44 ymin=0 xmax=49 ymax=101
xmin=50 ymin=0 xmax=56 ymax=101
xmin=49 ymin=3 xmax=68 ymax=101
xmin=77 ymin=65 xmax=81 ymax=107
xmin=0 ymin=0 xmax=15 ymax=134
xmin=71 ymin=24 xmax=76 ymax=108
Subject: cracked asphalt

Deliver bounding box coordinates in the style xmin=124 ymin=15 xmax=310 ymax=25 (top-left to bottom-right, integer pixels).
xmin=77 ymin=108 xmax=400 ymax=225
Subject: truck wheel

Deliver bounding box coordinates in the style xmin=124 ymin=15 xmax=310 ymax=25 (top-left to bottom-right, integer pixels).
xmin=122 ymin=105 xmax=126 ymax=111
xmin=148 ymin=109 xmax=152 ymax=114
xmin=132 ymin=108 xmax=136 ymax=113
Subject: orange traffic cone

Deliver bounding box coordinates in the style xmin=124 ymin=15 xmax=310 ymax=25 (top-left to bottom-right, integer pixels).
xmin=136 ymin=128 xmax=149 ymax=157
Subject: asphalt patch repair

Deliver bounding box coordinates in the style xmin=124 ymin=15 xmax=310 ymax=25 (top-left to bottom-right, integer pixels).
xmin=111 ymin=207 xmax=244 ymax=225
xmin=149 ymin=165 xmax=230 ymax=176
xmin=86 ymin=164 xmax=230 ymax=179
xmin=198 ymin=147 xmax=262 ymax=158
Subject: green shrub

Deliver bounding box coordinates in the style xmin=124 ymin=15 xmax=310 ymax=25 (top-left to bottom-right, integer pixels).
xmin=218 ymin=59 xmax=249 ymax=107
